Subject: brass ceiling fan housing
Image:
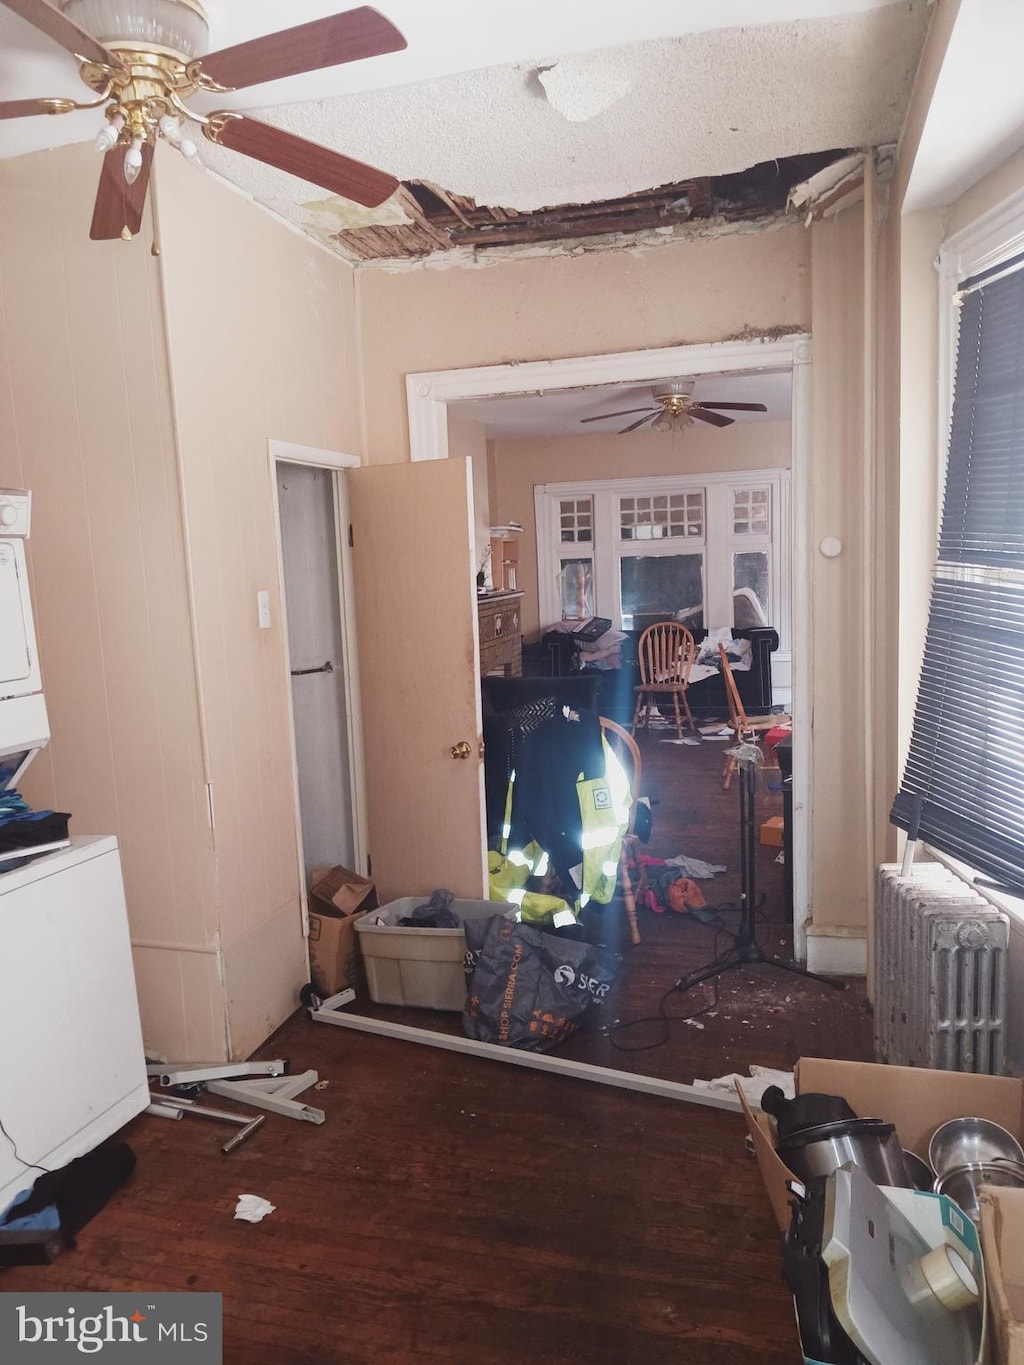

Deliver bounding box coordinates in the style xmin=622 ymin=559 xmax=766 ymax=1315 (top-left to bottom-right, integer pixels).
xmin=0 ymin=0 xmax=407 ymax=240
xmin=580 ymin=379 xmax=769 ymax=434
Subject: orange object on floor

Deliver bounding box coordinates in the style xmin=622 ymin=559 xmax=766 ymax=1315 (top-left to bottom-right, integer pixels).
xmin=666 ymin=877 xmax=707 ymax=914
xmin=760 ymin=815 xmax=784 ymax=847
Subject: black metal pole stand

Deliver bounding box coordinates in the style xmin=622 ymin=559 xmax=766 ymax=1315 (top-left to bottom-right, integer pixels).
xmin=675 ymin=751 xmax=847 ymax=996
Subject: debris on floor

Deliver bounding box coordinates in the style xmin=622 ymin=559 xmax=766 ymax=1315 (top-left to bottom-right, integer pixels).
xmin=662 ymin=854 xmax=727 ymax=878
xmin=234 ymin=1194 xmax=275 ymax=1223
xmin=691 ymin=1064 xmax=795 ymax=1106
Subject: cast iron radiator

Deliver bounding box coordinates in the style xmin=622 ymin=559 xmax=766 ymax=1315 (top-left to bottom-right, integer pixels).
xmin=874 ymin=863 xmax=1008 ymax=1074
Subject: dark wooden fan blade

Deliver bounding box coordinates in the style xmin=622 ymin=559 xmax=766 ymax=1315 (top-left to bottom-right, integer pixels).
xmin=696 ymin=401 xmax=768 ymax=412
xmin=89 ymin=141 xmax=153 ymax=241
xmin=1 ymin=0 xmax=116 ymax=66
xmin=579 ymin=407 xmax=654 ymax=424
xmin=0 ymin=96 xmax=77 ymax=119
xmin=204 ymin=115 xmax=398 ymax=207
xmin=199 ymin=7 xmax=406 ymax=92
xmin=621 ymin=414 xmax=658 ymax=434
xmin=690 ymin=408 xmax=734 ymax=428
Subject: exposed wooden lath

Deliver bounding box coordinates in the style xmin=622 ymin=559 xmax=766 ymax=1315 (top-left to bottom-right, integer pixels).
xmin=331 ymin=151 xmax=848 ymax=263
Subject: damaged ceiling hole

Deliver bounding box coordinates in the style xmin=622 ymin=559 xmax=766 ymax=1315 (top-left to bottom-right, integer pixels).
xmin=331 ymin=149 xmax=853 ymax=262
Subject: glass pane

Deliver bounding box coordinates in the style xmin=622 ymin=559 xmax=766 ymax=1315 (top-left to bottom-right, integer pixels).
xmin=733 ymin=550 xmax=770 ymax=627
xmin=732 ymin=486 xmax=770 ymax=536
xmin=619 ymin=554 xmax=703 ymax=631
xmin=559 ymin=497 xmax=593 ymax=544
xmin=560 ymin=559 xmax=594 ymax=620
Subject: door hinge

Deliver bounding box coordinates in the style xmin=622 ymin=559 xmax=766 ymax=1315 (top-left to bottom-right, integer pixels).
xmin=348 ymin=524 xmax=354 ymax=548
xmin=366 ymin=853 xmax=372 ymax=877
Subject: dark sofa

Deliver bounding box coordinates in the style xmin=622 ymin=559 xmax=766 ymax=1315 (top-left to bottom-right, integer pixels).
xmin=529 ymin=624 xmax=780 ymax=725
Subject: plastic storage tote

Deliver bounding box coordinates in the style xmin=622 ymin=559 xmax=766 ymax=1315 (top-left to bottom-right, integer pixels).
xmin=354 ymin=897 xmax=504 ymax=1010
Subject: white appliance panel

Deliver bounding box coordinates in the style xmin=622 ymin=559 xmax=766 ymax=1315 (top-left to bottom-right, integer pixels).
xmin=0 ymin=540 xmax=32 ymax=690
xmin=0 ymin=837 xmax=149 ymax=1213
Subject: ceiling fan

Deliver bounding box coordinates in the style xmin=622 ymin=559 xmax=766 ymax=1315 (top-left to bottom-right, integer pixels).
xmin=0 ymin=0 xmax=407 ymax=240
xmin=579 ymin=380 xmax=768 ymax=434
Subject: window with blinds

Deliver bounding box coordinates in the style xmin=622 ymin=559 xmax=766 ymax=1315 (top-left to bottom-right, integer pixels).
xmin=891 ymin=254 xmax=1024 ymax=894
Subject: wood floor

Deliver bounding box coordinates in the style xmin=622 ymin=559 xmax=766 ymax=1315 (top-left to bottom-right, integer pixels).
xmin=1 ymin=731 xmax=873 ymax=1364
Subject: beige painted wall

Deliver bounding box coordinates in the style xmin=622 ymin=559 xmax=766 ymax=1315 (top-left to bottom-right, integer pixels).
xmin=153 ymin=148 xmax=361 ymax=1058
xmin=0 ymin=143 xmax=360 ymax=1062
xmin=0 ymin=145 xmax=223 ymax=1061
xmin=358 ymin=221 xmax=877 ymax=937
xmin=491 ymin=420 xmax=792 ymax=639
xmin=806 ymin=209 xmax=870 ymax=932
xmin=358 ymin=227 xmax=810 ymax=462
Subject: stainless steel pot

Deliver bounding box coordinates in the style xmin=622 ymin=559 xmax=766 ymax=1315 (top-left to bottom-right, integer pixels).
xmin=934 ymin=1158 xmax=1024 ymax=1223
xmin=777 ymin=1117 xmax=914 ymax=1188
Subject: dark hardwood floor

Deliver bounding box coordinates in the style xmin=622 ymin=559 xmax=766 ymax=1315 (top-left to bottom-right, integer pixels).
xmin=1 ymin=728 xmax=873 ymax=1364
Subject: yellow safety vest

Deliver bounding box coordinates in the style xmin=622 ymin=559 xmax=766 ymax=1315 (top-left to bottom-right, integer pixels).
xmin=488 ymin=737 xmax=630 ymax=925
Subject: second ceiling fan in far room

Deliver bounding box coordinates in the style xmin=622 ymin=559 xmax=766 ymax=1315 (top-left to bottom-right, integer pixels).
xmin=580 ymin=380 xmax=768 ymax=434
xmin=0 ymin=0 xmax=407 ymax=239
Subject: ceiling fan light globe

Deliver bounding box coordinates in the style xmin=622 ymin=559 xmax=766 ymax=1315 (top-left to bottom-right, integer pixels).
xmin=94 ymin=122 xmax=119 ymax=152
xmin=123 ymin=137 xmax=143 ymax=183
xmin=178 ymin=136 xmax=201 ymax=167
xmin=60 ymin=0 xmax=209 ymax=59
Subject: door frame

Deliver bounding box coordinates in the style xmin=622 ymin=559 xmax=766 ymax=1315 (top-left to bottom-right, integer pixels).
xmin=268 ymin=440 xmax=370 ymax=925
xmin=403 ymin=335 xmax=815 ymax=958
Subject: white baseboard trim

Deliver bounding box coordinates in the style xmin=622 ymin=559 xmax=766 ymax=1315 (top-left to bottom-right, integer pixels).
xmin=805 ymin=926 xmax=867 ymax=976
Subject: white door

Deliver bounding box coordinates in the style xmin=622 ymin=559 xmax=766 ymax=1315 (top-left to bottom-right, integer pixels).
xmin=348 ymin=457 xmax=485 ymax=904
xmin=276 ymin=463 xmax=356 ymax=884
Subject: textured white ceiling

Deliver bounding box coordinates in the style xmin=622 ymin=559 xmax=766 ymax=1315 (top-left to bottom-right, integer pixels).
xmin=451 ymin=372 xmax=792 ymax=438
xmin=0 ymin=0 xmax=932 ymax=250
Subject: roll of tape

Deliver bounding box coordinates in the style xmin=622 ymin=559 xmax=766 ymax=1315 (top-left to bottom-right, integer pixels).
xmin=913 ymin=1244 xmax=979 ymax=1312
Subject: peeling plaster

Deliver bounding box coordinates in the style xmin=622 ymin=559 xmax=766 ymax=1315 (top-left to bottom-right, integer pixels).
xmin=299 ymin=193 xmax=411 ymax=238
xmin=536 ymin=55 xmax=636 ymax=122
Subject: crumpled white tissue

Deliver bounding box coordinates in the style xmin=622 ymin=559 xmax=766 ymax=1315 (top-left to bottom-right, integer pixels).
xmin=234 ymin=1194 xmax=275 ymax=1223
xmin=692 ymin=1064 xmax=795 ymax=1106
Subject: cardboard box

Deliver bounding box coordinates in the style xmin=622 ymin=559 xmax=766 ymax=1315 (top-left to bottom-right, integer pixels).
xmin=981 ymin=1188 xmax=1024 ymax=1365
xmin=760 ymin=815 xmax=784 ymax=847
xmin=740 ymin=1058 xmax=1013 ymax=1364
xmin=307 ymin=866 xmax=377 ymax=998
xmin=739 ymin=1057 xmax=1024 ymax=1234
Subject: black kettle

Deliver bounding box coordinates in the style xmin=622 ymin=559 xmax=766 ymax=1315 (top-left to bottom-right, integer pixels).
xmin=760 ymin=1085 xmax=858 ymax=1141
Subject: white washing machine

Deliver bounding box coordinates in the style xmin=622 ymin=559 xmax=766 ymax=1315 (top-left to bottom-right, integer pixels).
xmin=0 ymin=491 xmax=148 ymax=1212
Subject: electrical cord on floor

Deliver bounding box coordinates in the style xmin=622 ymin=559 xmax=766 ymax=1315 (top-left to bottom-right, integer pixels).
xmin=607 ymin=924 xmax=728 ymax=1052
xmin=0 ymin=1111 xmax=49 ymax=1176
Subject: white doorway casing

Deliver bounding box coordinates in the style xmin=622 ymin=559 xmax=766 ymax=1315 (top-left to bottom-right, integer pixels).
xmin=404 ymin=336 xmax=815 ymax=959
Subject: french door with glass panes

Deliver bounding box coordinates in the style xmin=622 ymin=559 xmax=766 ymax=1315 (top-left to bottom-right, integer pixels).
xmin=535 ymin=471 xmax=791 ymax=656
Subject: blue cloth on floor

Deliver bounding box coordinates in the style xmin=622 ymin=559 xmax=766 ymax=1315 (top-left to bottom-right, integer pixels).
xmin=0 ymin=1188 xmax=61 ymax=1232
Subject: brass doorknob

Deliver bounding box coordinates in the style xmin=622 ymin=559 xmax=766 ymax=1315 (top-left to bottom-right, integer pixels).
xmin=449 ymin=740 xmax=472 ymax=760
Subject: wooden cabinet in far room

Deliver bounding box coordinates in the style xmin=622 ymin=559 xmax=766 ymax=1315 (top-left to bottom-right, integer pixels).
xmin=477 ymin=590 xmax=523 ymax=676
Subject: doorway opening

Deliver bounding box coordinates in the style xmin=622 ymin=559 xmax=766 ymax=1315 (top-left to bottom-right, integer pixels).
xmin=269 ymin=441 xmax=368 ymax=901
xmin=403 ymin=335 xmax=813 ymax=956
